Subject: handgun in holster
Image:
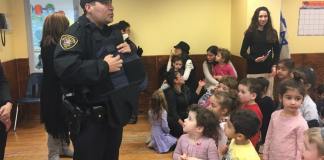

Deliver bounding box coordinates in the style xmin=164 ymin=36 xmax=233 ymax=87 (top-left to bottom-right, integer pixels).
xmin=62 ymin=93 xmax=84 ymax=136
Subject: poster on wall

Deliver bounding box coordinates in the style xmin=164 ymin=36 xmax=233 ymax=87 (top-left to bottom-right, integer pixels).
xmin=298 ymin=1 xmax=324 ymax=36
xmin=26 ymin=0 xmax=80 ymax=73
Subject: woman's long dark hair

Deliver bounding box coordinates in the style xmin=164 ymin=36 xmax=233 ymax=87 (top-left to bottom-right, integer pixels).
xmin=206 ymin=45 xmax=218 ymax=73
xmin=40 ymin=12 xmax=69 ymax=47
xmin=39 ymin=12 xmax=69 ymax=140
xmin=246 ymin=6 xmax=278 ymax=43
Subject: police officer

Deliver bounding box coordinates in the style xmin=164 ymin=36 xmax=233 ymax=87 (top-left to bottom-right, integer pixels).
xmin=54 ymin=0 xmax=132 ymax=159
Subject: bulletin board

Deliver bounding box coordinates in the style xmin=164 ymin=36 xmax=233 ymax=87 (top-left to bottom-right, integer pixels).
xmin=298 ymin=8 xmax=324 ymax=36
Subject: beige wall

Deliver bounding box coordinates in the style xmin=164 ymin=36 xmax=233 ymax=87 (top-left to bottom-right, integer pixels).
xmin=231 ymin=0 xmax=247 ymax=55
xmin=0 ymin=0 xmax=28 ymax=61
xmin=282 ymin=0 xmax=324 ymax=54
xmin=10 ymin=0 xmax=28 ymax=59
xmin=114 ymin=0 xmax=232 ymax=55
xmin=0 ymin=0 xmax=14 ymax=62
xmin=0 ymin=0 xmax=322 ymax=61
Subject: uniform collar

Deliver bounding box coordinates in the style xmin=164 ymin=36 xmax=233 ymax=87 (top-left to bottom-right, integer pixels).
xmin=78 ymin=15 xmax=109 ymax=31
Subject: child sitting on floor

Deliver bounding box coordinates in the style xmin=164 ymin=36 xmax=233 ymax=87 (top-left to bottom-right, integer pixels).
xmin=173 ymin=105 xmax=220 ymax=160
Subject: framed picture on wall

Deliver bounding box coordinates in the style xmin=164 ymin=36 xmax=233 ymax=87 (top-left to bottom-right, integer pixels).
xmin=24 ymin=0 xmax=81 ymax=73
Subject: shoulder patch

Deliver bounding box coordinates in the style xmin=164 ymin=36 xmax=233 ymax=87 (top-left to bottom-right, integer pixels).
xmin=60 ymin=34 xmax=78 ymax=50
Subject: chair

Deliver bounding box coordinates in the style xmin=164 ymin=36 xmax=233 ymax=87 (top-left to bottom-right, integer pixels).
xmin=14 ymin=72 xmax=42 ymax=131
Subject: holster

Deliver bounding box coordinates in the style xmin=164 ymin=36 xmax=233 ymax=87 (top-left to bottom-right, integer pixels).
xmin=62 ymin=95 xmax=109 ymax=135
xmin=62 ymin=97 xmax=84 ymax=136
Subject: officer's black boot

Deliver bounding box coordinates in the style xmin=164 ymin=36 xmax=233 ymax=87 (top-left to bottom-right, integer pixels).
xmin=128 ymin=115 xmax=137 ymax=124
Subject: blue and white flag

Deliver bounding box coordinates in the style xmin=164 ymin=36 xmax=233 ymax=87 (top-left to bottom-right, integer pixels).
xmin=279 ymin=12 xmax=290 ymax=59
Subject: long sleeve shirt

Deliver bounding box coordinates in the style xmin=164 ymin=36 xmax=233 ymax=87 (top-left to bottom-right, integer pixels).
xmin=173 ymin=134 xmax=219 ymax=160
xmin=300 ymin=95 xmax=320 ymax=127
xmin=212 ymin=63 xmax=237 ymax=79
xmin=240 ymin=29 xmax=280 ymax=74
xmin=242 ymin=103 xmax=263 ymax=146
xmin=202 ymin=61 xmax=219 ymax=90
xmin=263 ymin=110 xmax=308 ymax=160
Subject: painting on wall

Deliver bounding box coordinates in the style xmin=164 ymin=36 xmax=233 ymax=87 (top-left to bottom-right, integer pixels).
xmin=26 ymin=0 xmax=80 ymax=73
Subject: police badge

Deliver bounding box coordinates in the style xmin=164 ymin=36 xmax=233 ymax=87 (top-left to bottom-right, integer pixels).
xmin=60 ymin=34 xmax=78 ymax=50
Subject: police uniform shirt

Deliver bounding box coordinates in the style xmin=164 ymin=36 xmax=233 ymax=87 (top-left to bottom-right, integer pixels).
xmin=54 ymin=15 xmax=122 ymax=89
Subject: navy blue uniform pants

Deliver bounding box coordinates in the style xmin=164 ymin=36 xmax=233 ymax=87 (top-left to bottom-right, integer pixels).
xmin=71 ymin=118 xmax=123 ymax=160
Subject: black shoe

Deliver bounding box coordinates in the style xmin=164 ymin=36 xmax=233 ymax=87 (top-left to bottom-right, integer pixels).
xmin=128 ymin=116 xmax=137 ymax=124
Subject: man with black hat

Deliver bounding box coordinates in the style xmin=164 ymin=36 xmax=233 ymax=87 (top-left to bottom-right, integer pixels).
xmin=54 ymin=0 xmax=138 ymax=159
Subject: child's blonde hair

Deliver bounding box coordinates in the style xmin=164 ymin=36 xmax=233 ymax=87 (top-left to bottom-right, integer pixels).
xmin=150 ymin=89 xmax=168 ymax=120
xmin=305 ymin=127 xmax=324 ymax=156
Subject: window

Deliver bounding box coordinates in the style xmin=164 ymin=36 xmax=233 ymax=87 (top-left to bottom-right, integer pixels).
xmin=25 ymin=0 xmax=81 ymax=73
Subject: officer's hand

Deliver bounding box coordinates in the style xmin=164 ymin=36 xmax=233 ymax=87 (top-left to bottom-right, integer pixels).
xmin=117 ymin=42 xmax=131 ymax=54
xmin=104 ymin=54 xmax=123 ymax=73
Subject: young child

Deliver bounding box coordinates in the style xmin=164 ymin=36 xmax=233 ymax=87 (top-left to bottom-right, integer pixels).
xmin=274 ymin=58 xmax=295 ymax=108
xmin=161 ymin=56 xmax=184 ymax=90
xmin=275 ymin=58 xmax=295 ymax=81
xmin=148 ymin=89 xmax=177 ymax=153
xmin=198 ymin=77 xmax=238 ymax=108
xmin=294 ymin=67 xmax=320 ymax=128
xmin=173 ymin=105 xmax=220 ymax=160
xmin=316 ymin=84 xmax=324 ymax=123
xmin=255 ymin=77 xmax=275 ymax=147
xmin=208 ymin=91 xmax=240 ymax=122
xmin=171 ymin=55 xmax=184 ymax=73
xmin=263 ymin=78 xmax=309 ymax=160
xmin=303 ymin=127 xmax=324 ymax=160
xmin=207 ymin=91 xmax=240 ymax=158
xmin=216 ymin=76 xmax=238 ymax=93
xmin=223 ymin=109 xmax=260 ymax=160
xmin=238 ymin=78 xmax=263 ymax=147
xmin=213 ymin=48 xmax=237 ymax=81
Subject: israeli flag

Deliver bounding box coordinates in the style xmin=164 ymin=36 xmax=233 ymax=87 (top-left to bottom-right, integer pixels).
xmin=279 ymin=12 xmax=290 ymax=59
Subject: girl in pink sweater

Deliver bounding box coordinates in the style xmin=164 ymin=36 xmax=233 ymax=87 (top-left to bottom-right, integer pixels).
xmin=173 ymin=105 xmax=220 ymax=160
xmin=212 ymin=48 xmax=237 ymax=81
xmin=263 ymin=78 xmax=308 ymax=160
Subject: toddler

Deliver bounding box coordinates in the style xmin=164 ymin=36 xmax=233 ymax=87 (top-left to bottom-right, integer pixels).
xmin=173 ymin=105 xmax=220 ymax=160
xmin=263 ymin=78 xmax=309 ymax=160
xmin=148 ymin=89 xmax=177 ymax=153
xmin=222 ymin=109 xmax=260 ymax=160
xmin=212 ymin=48 xmax=237 ymax=81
